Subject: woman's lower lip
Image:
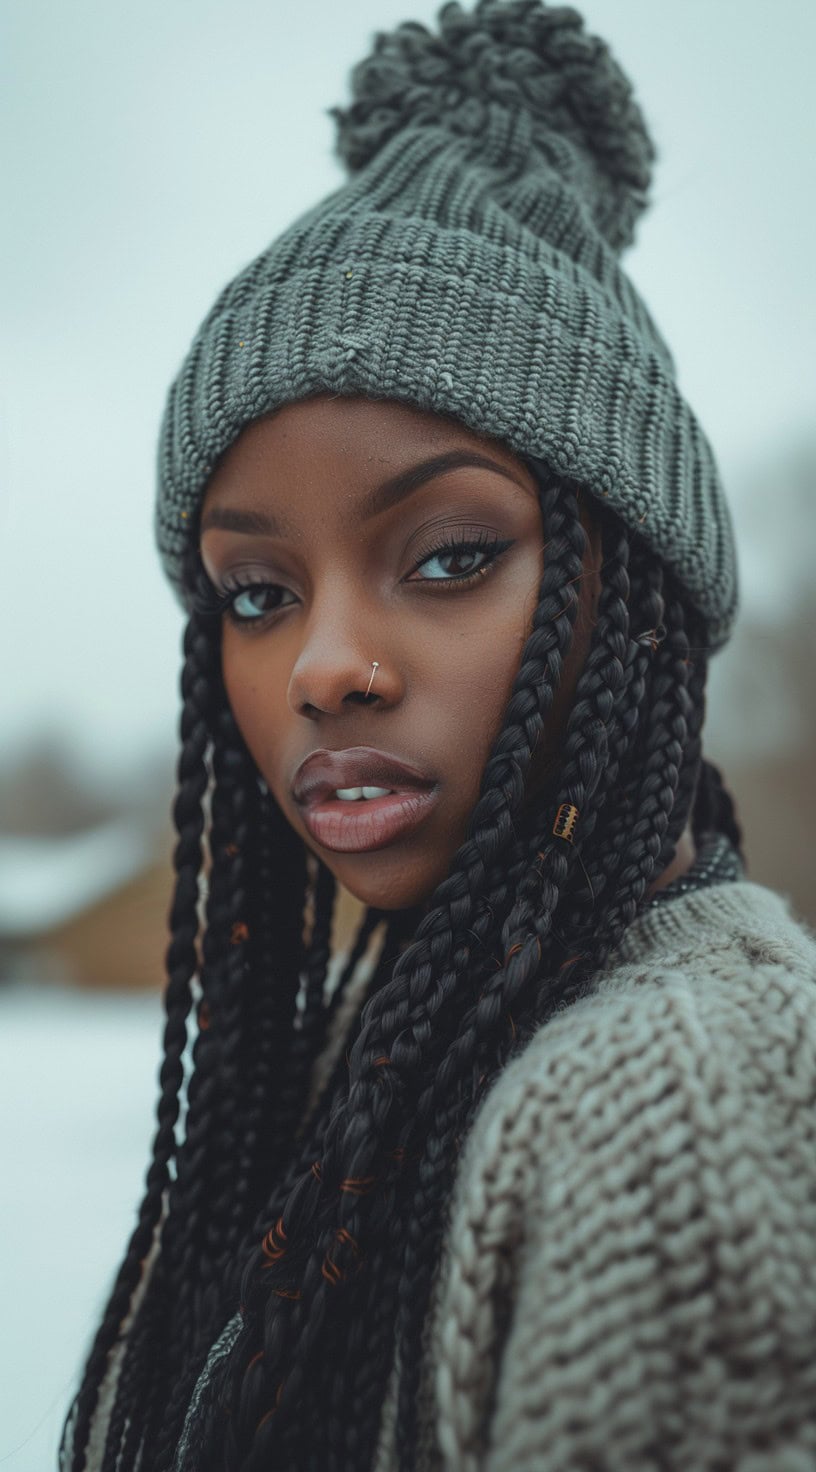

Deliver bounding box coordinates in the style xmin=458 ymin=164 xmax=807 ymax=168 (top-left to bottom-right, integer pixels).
xmin=299 ymin=787 xmax=439 ymax=853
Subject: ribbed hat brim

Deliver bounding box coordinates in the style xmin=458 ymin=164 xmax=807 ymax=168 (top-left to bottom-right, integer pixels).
xmin=158 ymin=208 xmax=737 ymax=648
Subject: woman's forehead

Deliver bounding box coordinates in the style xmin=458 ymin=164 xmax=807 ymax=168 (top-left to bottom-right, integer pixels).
xmin=200 ymin=394 xmax=537 ymax=523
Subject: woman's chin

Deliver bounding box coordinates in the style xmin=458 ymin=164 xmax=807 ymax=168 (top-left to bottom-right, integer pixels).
xmin=337 ymin=873 xmax=437 ymax=914
xmin=315 ymin=848 xmax=446 ymax=915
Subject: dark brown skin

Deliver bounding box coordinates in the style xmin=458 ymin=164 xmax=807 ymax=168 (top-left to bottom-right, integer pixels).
xmin=200 ymin=394 xmax=693 ymax=913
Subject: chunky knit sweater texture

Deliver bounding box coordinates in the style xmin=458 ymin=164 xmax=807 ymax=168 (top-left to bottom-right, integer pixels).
xmin=366 ymin=878 xmax=816 ymax=1471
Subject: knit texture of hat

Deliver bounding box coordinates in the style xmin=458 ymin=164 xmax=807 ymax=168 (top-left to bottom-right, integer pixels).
xmin=156 ymin=0 xmax=738 ymax=649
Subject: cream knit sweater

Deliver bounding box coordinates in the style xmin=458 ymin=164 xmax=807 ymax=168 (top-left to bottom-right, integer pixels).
xmin=371 ymin=880 xmax=816 ymax=1471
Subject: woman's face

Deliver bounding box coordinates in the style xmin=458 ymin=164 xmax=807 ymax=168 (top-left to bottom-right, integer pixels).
xmin=199 ymin=395 xmax=598 ymax=911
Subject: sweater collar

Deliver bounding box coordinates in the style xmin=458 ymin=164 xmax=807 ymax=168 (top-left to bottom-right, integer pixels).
xmin=612 ymin=879 xmax=798 ymax=969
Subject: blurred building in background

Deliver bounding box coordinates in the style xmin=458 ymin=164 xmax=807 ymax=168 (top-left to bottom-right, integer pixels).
xmin=0 ymin=742 xmax=174 ymax=989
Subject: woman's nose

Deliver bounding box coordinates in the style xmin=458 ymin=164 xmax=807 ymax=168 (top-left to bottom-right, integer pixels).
xmin=286 ymin=600 xmax=400 ymax=718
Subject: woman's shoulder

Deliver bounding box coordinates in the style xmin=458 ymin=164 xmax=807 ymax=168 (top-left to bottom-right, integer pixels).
xmin=469 ymin=878 xmax=816 ymax=1141
xmin=431 ymin=876 xmax=816 ymax=1350
xmin=613 ymin=875 xmax=816 ymax=983
xmin=428 ymin=882 xmax=816 ymax=1468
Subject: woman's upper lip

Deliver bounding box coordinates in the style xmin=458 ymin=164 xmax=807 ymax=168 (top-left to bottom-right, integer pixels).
xmin=291 ymin=746 xmax=436 ymax=807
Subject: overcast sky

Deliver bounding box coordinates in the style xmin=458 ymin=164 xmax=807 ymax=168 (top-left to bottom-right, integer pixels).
xmin=3 ymin=0 xmax=815 ymax=787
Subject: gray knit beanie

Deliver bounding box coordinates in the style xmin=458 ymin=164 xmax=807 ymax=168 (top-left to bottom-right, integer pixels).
xmin=156 ymin=0 xmax=738 ymax=649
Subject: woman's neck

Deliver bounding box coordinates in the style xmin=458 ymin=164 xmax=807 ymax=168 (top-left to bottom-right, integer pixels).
xmin=646 ymin=822 xmax=697 ymax=898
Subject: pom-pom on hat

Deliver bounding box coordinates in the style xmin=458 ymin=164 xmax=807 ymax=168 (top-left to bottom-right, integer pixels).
xmin=157 ymin=0 xmax=738 ymax=648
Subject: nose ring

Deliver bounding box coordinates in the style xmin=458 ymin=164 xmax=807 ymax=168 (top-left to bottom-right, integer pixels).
xmin=365 ymin=661 xmax=379 ymax=697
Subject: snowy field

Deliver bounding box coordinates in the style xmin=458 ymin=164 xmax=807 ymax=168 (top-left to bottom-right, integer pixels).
xmin=0 ymin=981 xmax=164 ymax=1471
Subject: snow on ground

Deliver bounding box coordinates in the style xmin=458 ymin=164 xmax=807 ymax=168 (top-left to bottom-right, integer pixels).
xmin=0 ymin=980 xmax=163 ymax=1471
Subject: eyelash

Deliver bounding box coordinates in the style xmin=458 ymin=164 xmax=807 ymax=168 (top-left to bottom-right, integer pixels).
xmin=194 ymin=530 xmax=515 ymax=629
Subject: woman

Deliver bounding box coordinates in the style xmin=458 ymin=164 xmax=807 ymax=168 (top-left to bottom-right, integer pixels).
xmin=62 ymin=3 xmax=816 ymax=1468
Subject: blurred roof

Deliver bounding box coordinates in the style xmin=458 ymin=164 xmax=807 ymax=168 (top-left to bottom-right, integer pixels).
xmin=0 ymin=820 xmax=155 ymax=937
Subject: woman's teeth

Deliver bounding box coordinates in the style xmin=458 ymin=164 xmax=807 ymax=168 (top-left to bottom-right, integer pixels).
xmin=333 ymin=785 xmax=394 ymax=801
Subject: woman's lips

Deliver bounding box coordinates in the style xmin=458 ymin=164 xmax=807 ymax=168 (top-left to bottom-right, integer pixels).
xmin=291 ymin=745 xmax=439 ymax=851
xmin=292 ymin=745 xmax=435 ymax=807
xmin=299 ymin=787 xmax=439 ymax=854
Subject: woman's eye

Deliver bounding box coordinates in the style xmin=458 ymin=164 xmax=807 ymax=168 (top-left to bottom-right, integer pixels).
xmin=412 ymin=537 xmax=513 ymax=584
xmin=229 ymin=584 xmax=291 ymax=621
xmin=417 ymin=546 xmax=484 ymax=579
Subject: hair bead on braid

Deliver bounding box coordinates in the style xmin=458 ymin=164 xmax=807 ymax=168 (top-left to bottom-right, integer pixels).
xmin=261 ymin=1219 xmax=288 ymax=1267
xmin=552 ymin=802 xmax=580 ymax=841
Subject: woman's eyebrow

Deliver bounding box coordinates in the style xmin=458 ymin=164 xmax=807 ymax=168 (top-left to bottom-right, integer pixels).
xmin=359 ymin=450 xmax=531 ymax=519
xmin=200 ymin=506 xmax=288 ymax=536
xmin=200 ymin=449 xmax=530 ymax=537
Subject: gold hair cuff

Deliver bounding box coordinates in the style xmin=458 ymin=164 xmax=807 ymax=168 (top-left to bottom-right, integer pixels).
xmin=552 ymin=803 xmax=579 ymax=843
